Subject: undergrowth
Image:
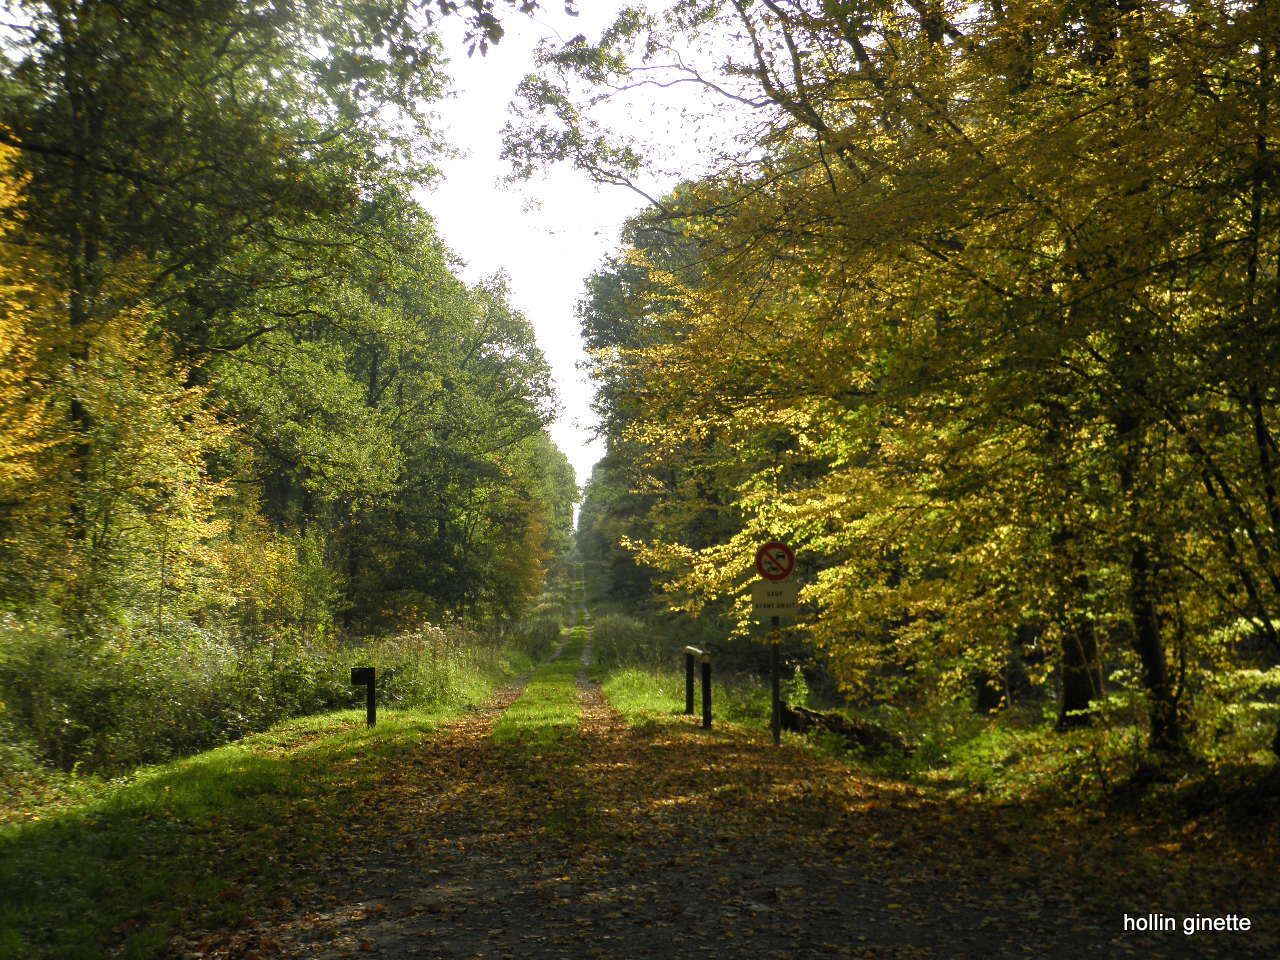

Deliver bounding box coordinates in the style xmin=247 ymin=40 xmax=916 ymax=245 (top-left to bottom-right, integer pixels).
xmin=593 ymin=610 xmax=1280 ymax=809
xmin=0 ymin=610 xmax=555 ymax=822
xmin=0 ymin=601 xmax=564 ymax=960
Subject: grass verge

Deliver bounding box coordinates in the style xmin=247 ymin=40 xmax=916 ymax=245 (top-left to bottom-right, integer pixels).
xmin=0 ymin=652 xmax=530 ymax=960
xmin=600 ymin=665 xmax=786 ymax=733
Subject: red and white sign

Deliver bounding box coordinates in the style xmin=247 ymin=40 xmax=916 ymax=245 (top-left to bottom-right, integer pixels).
xmin=755 ymin=541 xmax=795 ymax=581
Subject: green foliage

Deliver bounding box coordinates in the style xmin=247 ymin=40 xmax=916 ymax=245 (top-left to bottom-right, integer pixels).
xmin=0 ymin=609 xmax=546 ymax=780
xmin=590 ymin=611 xmax=661 ymax=671
xmin=710 ymin=672 xmax=772 ymax=727
xmin=577 ymin=453 xmax=658 ymax=605
xmin=780 ymin=663 xmax=810 ymax=710
xmin=0 ymin=0 xmax=581 ymax=794
xmin=369 ymin=624 xmax=532 ymax=714
xmin=1190 ymin=665 xmax=1280 ymax=767
xmin=504 ymin=615 xmax=563 ymax=664
xmin=533 ymin=0 xmax=1280 ymax=763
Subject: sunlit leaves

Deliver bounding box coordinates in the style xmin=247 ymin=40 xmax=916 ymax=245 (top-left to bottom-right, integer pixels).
xmin=0 ymin=140 xmax=56 ymax=490
xmin=565 ymin=1 xmax=1280 ymax=752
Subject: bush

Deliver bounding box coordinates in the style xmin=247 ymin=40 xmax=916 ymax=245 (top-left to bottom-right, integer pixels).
xmin=505 ymin=616 xmax=561 ymax=664
xmin=1191 ymin=665 xmax=1280 ymax=765
xmin=591 ymin=612 xmax=656 ymax=670
xmin=0 ymin=608 xmax=537 ymax=779
xmin=0 ymin=612 xmax=348 ymax=771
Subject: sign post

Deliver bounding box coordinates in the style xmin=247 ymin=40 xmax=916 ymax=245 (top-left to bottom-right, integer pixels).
xmin=753 ymin=542 xmax=796 ymax=746
xmin=351 ymin=666 xmax=376 ymax=727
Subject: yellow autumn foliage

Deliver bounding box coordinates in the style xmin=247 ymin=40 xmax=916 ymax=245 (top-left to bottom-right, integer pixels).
xmin=0 ymin=139 xmax=58 ymax=488
xmin=580 ymin=2 xmax=1280 ymax=746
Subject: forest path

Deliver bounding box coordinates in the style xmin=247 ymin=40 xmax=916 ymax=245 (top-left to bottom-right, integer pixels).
xmin=166 ymin=617 xmax=1276 ymax=960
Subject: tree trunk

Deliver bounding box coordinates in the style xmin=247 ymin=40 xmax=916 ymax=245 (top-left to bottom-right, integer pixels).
xmin=1051 ymin=523 xmax=1104 ymax=729
xmin=1129 ymin=537 xmax=1188 ymax=757
xmin=1057 ymin=610 xmax=1103 ymax=730
xmin=779 ymin=703 xmax=913 ymax=756
xmin=975 ymin=672 xmax=1005 ymax=714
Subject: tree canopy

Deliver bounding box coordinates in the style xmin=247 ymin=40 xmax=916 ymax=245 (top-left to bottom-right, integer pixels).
xmin=526 ymin=0 xmax=1280 ymax=759
xmin=0 ymin=0 xmax=579 ymax=642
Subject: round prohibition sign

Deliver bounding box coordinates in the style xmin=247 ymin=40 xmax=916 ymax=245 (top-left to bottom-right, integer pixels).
xmin=755 ymin=541 xmax=796 ymax=581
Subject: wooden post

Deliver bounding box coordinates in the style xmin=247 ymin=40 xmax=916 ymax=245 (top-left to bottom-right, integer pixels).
xmin=685 ymin=650 xmax=696 ymax=715
xmin=701 ymin=654 xmax=712 ymax=729
xmin=770 ymin=616 xmax=781 ymax=745
xmin=351 ymin=667 xmax=375 ymax=727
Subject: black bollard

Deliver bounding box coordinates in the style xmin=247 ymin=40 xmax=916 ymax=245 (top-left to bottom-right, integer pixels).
xmin=351 ymin=666 xmax=376 ymax=727
xmin=701 ymin=654 xmax=712 ymax=729
xmin=685 ymin=650 xmax=696 ymax=715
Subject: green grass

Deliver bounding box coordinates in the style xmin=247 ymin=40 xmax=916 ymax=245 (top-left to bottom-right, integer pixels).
xmin=489 ymin=592 xmax=600 ymax=840
xmin=599 ymin=666 xmax=681 ymax=722
xmin=594 ymin=606 xmax=1280 ymax=820
xmin=0 ymin=654 xmax=528 ymax=960
xmin=594 ymin=644 xmax=1134 ymax=801
xmin=600 ymin=665 xmax=782 ymax=731
xmin=491 ymin=613 xmax=586 ymax=747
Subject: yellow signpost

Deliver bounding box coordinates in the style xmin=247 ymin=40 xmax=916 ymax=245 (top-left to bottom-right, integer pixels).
xmin=752 ymin=542 xmax=797 ymax=745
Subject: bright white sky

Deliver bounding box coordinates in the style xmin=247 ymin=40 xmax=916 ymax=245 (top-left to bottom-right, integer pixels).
xmin=420 ymin=3 xmax=657 ymax=494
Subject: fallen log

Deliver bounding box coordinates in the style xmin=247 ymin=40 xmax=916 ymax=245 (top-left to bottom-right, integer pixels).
xmin=780 ymin=703 xmax=914 ymax=756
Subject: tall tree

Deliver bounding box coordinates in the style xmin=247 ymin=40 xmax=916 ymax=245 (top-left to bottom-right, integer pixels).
xmin=512 ymin=0 xmax=1280 ymax=755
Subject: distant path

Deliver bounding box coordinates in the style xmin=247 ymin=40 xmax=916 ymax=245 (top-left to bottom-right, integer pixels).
xmin=166 ymin=596 xmax=1278 ymax=959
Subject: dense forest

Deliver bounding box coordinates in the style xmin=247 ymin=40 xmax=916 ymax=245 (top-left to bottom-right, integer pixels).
xmin=545 ymin=0 xmax=1280 ymax=770
xmin=1 ymin=0 xmax=1276 ymax=793
xmin=2 ymin=4 xmax=1278 ymax=958
xmin=0 ymin=0 xmax=577 ymax=773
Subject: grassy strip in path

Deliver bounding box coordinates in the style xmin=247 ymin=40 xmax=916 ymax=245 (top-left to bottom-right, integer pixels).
xmin=490 ymin=602 xmax=598 ymax=841
xmin=490 ymin=609 xmax=587 ymax=748
xmin=0 ymin=658 xmax=529 ymax=960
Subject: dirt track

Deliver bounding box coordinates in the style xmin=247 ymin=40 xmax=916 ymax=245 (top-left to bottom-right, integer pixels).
xmin=166 ymin=637 xmax=1278 ymax=960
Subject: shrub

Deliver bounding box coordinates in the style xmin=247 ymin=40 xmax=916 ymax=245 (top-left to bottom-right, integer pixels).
xmin=591 ymin=612 xmax=655 ymax=670
xmin=0 ymin=608 xmax=536 ymax=779
xmin=505 ymin=616 xmax=561 ymax=664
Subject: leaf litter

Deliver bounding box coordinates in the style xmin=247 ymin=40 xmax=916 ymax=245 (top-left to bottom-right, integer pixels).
xmin=163 ymin=646 xmax=1277 ymax=959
